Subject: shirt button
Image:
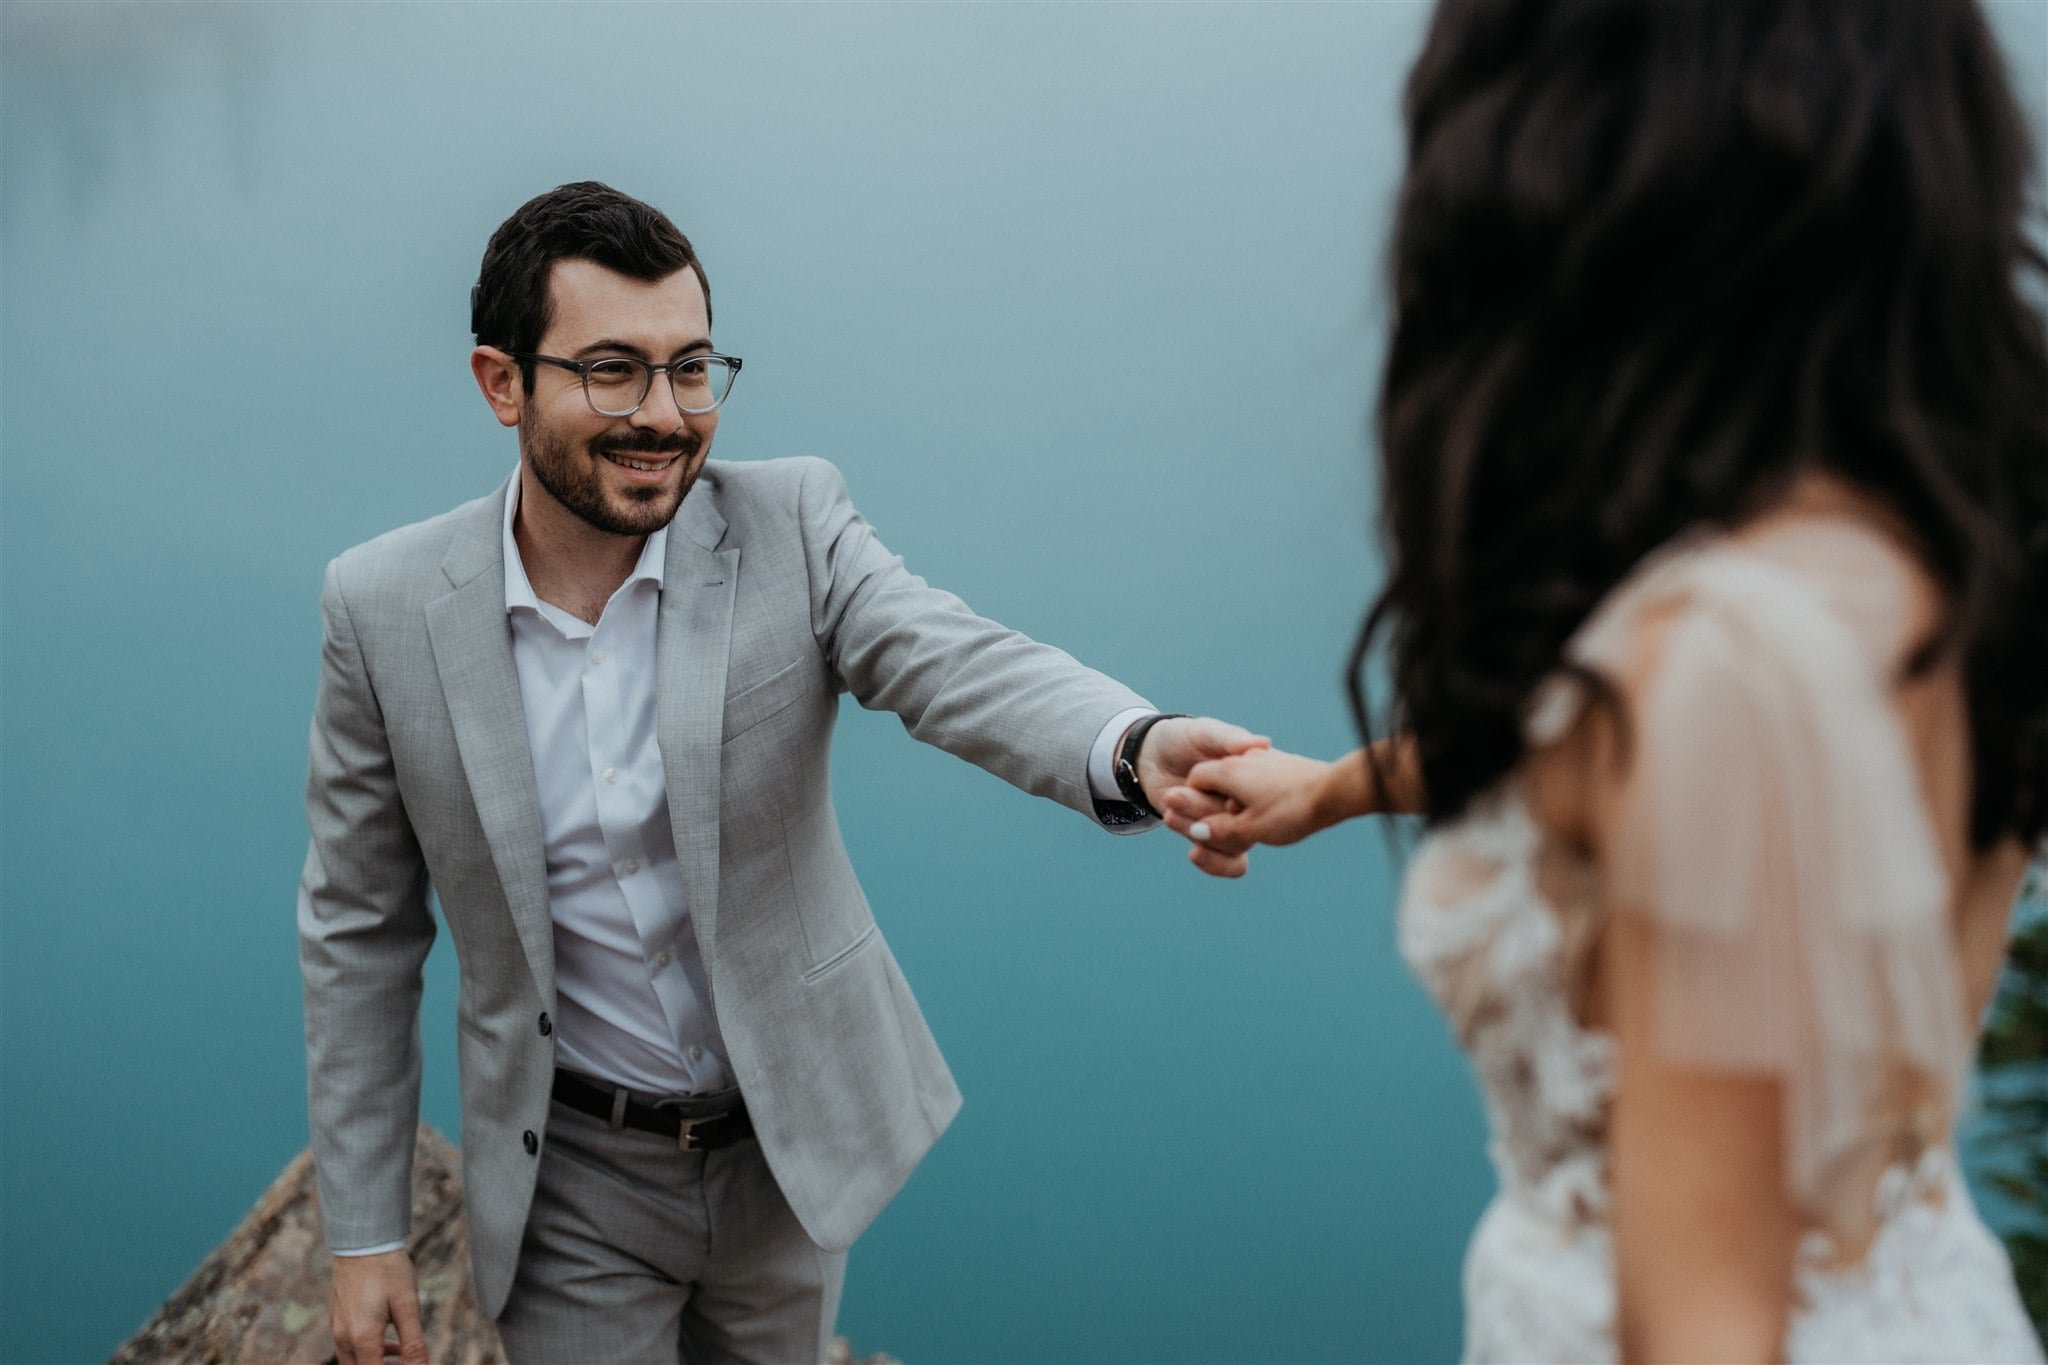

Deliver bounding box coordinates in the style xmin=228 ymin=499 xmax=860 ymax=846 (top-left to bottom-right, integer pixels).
xmin=590 ymin=649 xmax=607 ymax=665
xmin=603 ymin=767 xmax=618 ymax=784
xmin=522 ymin=1130 xmax=538 ymax=1156
xmin=537 ymin=1012 xmax=552 ymax=1037
xmin=655 ymin=951 xmax=671 ymax=967
xmin=689 ymin=1045 xmax=705 ymax=1062
xmin=623 ymin=859 xmax=640 ymax=875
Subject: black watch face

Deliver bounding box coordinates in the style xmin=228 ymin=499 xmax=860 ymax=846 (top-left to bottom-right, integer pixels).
xmin=1114 ymin=757 xmax=1146 ymax=805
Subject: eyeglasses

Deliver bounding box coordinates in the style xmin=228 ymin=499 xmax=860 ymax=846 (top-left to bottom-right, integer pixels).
xmin=510 ymin=351 xmax=743 ymax=416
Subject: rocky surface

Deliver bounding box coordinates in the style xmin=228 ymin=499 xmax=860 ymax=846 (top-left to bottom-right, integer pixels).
xmin=111 ymin=1125 xmax=896 ymax=1364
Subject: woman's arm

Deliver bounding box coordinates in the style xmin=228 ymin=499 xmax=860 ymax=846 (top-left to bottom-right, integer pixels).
xmin=1554 ymin=599 xmax=1814 ymax=1365
xmin=1160 ymin=734 xmax=1423 ymax=876
xmin=1602 ymin=908 xmax=1799 ymax=1364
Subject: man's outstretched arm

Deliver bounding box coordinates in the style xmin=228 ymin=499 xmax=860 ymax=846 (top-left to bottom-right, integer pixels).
xmin=797 ymin=457 xmax=1263 ymax=821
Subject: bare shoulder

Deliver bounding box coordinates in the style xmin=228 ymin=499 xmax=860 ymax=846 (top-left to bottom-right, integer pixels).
xmin=1530 ymin=495 xmax=2027 ymax=941
xmin=1524 ymin=476 xmax=1952 ymax=853
xmin=1733 ymin=483 xmax=1949 ymax=673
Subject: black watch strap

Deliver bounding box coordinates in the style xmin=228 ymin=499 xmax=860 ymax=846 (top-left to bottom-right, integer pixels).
xmin=1112 ymin=712 xmax=1189 ymax=819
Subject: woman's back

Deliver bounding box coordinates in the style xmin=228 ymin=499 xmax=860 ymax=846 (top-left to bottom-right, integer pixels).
xmin=1398 ymin=487 xmax=2041 ymax=1363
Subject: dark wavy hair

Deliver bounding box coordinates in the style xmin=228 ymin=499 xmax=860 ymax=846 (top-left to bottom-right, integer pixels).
xmin=471 ymin=181 xmax=710 ymax=393
xmin=1350 ymin=0 xmax=2048 ymax=850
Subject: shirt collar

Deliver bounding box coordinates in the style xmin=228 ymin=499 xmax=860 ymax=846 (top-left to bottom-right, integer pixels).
xmin=502 ymin=469 xmax=669 ymax=615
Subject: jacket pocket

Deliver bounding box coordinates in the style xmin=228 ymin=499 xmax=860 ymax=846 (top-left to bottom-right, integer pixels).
xmin=721 ymin=659 xmax=807 ymax=744
xmin=801 ymin=921 xmax=878 ymax=984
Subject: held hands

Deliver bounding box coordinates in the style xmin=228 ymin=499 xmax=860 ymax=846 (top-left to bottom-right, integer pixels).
xmin=330 ymin=1249 xmax=429 ymax=1365
xmin=1133 ymin=717 xmax=1271 ymax=817
xmin=1160 ymin=747 xmax=1339 ymax=878
xmin=1156 ymin=736 xmax=1418 ymax=878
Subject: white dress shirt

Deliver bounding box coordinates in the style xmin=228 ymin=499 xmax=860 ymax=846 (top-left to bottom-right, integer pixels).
xmin=336 ymin=473 xmax=1148 ymax=1256
xmin=499 ymin=476 xmax=739 ymax=1099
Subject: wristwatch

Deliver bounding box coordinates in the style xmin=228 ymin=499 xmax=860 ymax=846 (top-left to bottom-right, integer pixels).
xmin=1112 ymin=713 xmax=1188 ymax=819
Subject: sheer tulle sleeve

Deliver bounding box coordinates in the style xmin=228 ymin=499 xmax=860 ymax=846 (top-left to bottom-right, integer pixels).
xmin=1537 ymin=546 xmax=1967 ymax=1234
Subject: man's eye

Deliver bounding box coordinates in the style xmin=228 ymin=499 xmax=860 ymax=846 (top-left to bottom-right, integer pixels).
xmin=586 ymin=360 xmax=639 ymax=386
xmin=675 ymin=358 xmax=707 ymax=377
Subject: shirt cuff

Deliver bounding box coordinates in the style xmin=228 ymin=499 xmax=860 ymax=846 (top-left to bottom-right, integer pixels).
xmin=332 ymin=1240 xmax=407 ymax=1257
xmin=1089 ymin=708 xmax=1156 ymax=800
xmin=1089 ymin=707 xmax=1163 ymax=835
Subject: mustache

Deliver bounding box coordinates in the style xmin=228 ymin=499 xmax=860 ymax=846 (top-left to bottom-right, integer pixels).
xmin=591 ymin=430 xmax=698 ymax=458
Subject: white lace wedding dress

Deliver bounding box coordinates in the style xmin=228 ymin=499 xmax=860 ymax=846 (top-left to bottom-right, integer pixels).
xmin=1396 ymin=518 xmax=2044 ymax=1363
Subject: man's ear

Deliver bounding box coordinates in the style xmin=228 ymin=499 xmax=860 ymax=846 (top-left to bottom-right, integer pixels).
xmin=471 ymin=346 xmax=525 ymax=429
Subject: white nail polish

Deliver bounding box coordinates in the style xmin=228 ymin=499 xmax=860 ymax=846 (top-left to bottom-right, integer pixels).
xmin=1190 ymin=822 xmax=1211 ymax=842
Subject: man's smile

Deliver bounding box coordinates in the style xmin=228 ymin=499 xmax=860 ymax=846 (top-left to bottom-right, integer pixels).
xmin=599 ymin=450 xmax=681 ymax=474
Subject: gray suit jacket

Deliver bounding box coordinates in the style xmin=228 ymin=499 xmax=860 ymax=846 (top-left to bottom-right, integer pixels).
xmin=297 ymin=456 xmax=1149 ymax=1315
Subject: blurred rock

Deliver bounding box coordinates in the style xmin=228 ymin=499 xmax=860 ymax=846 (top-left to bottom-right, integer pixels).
xmin=110 ymin=1125 xmax=895 ymax=1365
xmin=825 ymin=1338 xmax=900 ymax=1365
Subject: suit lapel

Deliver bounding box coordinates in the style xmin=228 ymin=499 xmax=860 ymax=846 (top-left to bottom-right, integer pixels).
xmin=425 ymin=481 xmax=556 ymax=1005
xmin=659 ymin=486 xmax=739 ymax=964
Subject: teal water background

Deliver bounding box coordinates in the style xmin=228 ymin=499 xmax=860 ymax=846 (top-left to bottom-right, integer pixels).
xmin=2 ymin=4 xmax=2042 ymax=1362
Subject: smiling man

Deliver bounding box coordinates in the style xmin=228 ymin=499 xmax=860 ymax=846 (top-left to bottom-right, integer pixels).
xmin=297 ymin=181 xmax=1261 ymax=1365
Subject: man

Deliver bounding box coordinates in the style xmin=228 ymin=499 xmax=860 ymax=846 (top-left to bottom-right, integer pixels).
xmin=300 ymin=181 xmax=1261 ymax=1365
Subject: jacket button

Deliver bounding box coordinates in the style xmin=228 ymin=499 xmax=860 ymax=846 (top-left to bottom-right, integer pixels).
xmin=537 ymin=1012 xmax=552 ymax=1037
xmin=523 ymin=1130 xmax=538 ymax=1156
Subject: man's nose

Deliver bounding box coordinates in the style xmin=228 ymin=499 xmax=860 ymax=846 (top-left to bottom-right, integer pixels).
xmin=629 ymin=368 xmax=686 ymax=430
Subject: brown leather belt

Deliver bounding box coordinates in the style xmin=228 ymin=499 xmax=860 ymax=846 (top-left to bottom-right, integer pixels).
xmin=550 ymin=1068 xmax=753 ymax=1151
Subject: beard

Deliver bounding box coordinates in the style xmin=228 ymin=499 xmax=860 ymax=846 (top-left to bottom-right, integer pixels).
xmin=520 ymin=416 xmax=703 ymax=538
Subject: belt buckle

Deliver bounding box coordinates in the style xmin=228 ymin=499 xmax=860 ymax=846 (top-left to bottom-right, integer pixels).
xmin=676 ymin=1114 xmax=713 ymax=1151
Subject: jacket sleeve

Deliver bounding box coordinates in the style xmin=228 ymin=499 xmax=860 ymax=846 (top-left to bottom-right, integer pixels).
xmin=297 ymin=557 xmax=436 ymax=1251
xmin=795 ymin=457 xmax=1152 ymax=825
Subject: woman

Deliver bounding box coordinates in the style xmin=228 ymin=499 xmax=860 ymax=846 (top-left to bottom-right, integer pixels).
xmin=1163 ymin=1 xmax=2048 ymax=1360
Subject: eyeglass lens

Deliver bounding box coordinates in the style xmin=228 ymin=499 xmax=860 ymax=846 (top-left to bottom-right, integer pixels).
xmin=582 ymin=357 xmax=737 ymax=416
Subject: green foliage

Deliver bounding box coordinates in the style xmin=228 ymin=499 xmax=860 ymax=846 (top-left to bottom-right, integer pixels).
xmin=1978 ymin=862 xmax=2048 ymax=1338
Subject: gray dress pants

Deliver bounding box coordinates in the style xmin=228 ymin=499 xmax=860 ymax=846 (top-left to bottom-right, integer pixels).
xmin=493 ymin=1095 xmax=847 ymax=1365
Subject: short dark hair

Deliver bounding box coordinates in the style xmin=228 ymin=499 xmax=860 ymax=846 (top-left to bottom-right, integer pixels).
xmin=471 ymin=181 xmax=711 ymax=392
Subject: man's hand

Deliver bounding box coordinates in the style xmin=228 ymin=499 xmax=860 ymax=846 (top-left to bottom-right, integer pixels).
xmin=1133 ymin=717 xmax=1268 ymax=876
xmin=1134 ymin=716 xmax=1269 ymax=809
xmin=330 ymin=1249 xmax=428 ymax=1365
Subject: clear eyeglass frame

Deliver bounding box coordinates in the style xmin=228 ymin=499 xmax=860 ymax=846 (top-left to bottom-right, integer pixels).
xmin=509 ymin=351 xmax=743 ymax=416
